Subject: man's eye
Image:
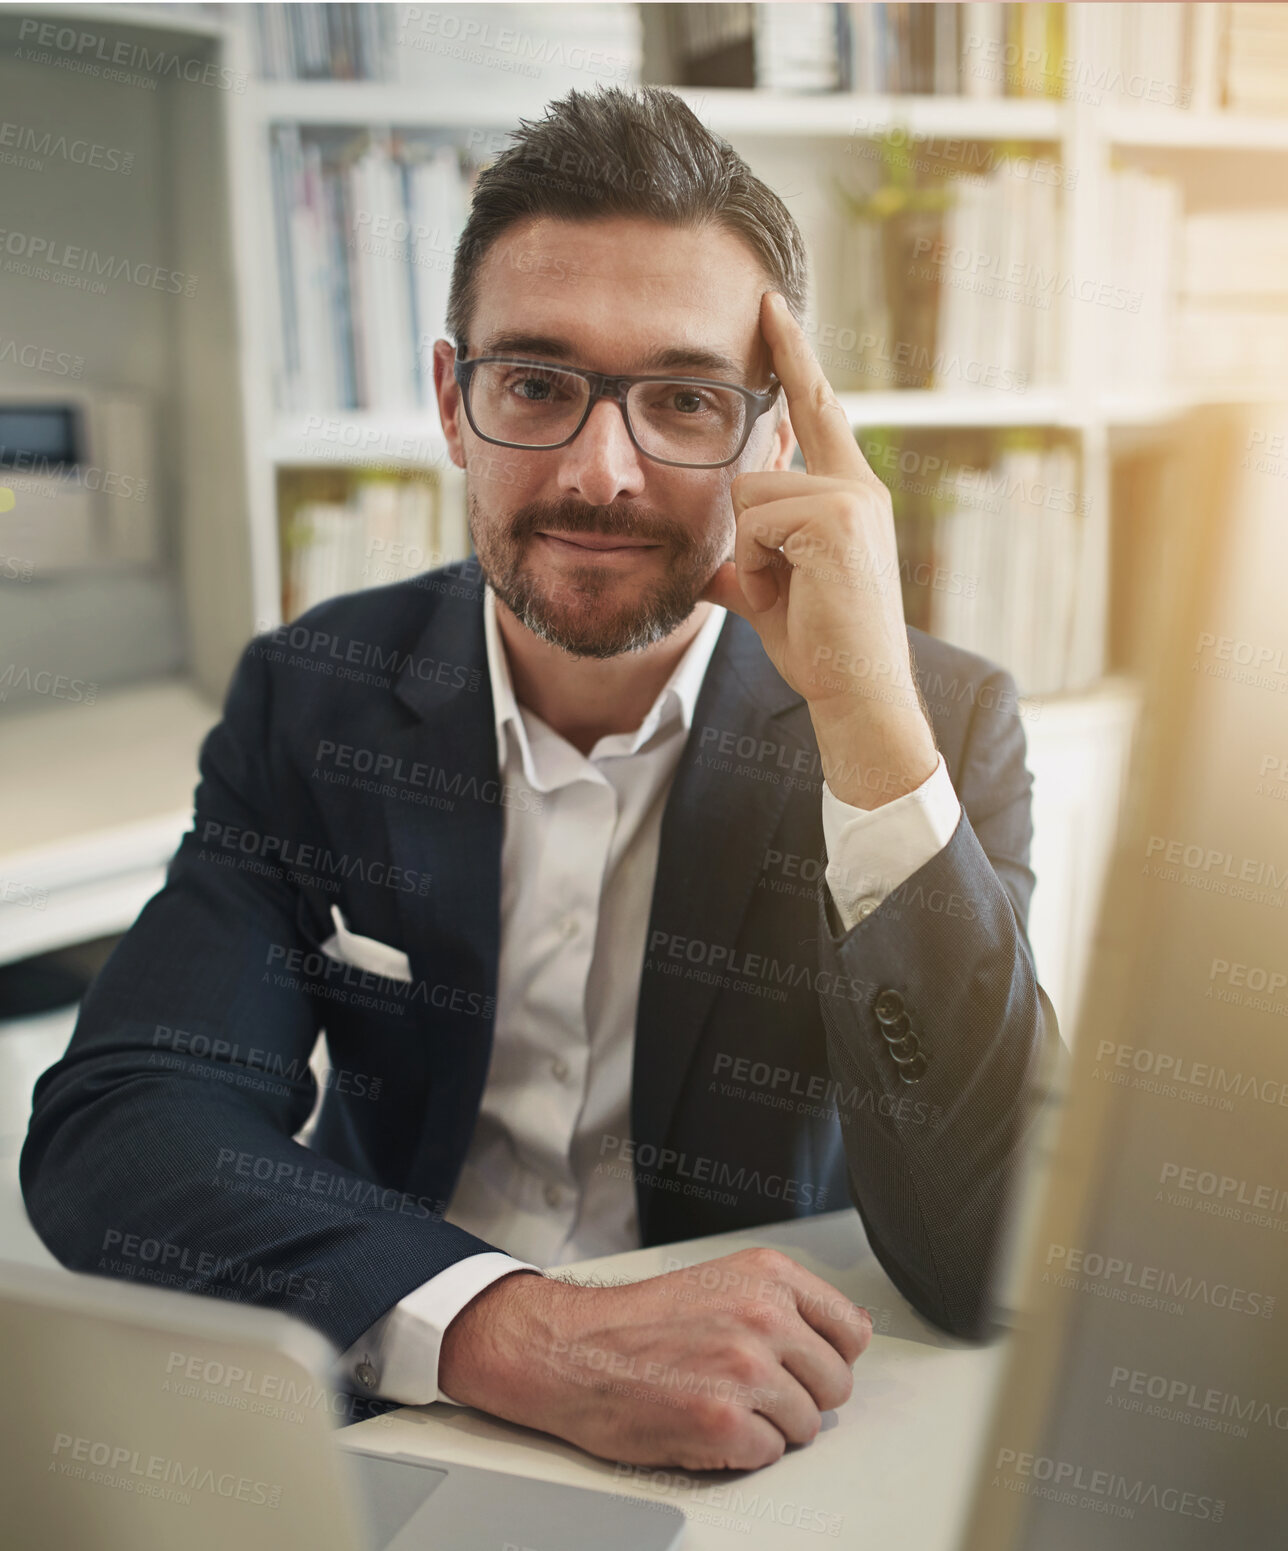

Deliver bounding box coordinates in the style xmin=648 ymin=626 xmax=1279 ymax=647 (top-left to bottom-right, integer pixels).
xmin=670 ymin=390 xmax=706 ymax=414
xmin=513 ymin=376 xmax=552 ymax=401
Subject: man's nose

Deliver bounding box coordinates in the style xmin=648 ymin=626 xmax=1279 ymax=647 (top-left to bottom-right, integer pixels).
xmin=555 ymin=397 xmax=648 ymax=507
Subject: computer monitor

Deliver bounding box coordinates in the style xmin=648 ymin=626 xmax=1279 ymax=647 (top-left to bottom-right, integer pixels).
xmin=959 ymin=400 xmax=1288 ymax=1550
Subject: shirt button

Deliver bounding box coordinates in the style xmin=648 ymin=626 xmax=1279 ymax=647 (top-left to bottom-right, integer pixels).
xmin=551 ymin=1059 xmax=569 ymax=1081
xmin=544 ymin=1183 xmax=563 ymax=1208
xmin=355 ymin=1361 xmax=377 ymax=1389
xmin=854 ymin=898 xmax=878 ymax=920
xmin=558 ymin=916 xmax=579 ymax=939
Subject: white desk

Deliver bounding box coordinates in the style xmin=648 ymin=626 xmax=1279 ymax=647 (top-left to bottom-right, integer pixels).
xmin=346 ymin=1210 xmax=1010 ymax=1551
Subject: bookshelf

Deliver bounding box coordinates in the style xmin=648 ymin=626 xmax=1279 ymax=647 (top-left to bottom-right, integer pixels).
xmin=3 ymin=2 xmax=1286 ymax=1036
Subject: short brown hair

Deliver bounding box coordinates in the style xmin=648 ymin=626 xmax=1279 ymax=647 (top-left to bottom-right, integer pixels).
xmin=446 ymin=84 xmax=809 ymax=355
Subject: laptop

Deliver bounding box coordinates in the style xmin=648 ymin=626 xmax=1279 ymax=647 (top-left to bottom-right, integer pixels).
xmin=0 ymin=1257 xmax=685 ymax=1551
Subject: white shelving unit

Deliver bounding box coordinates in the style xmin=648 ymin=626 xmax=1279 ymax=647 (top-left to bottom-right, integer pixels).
xmin=5 ymin=3 xmax=1286 ymax=1025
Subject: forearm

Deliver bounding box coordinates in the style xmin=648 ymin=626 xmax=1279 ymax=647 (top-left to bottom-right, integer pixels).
xmin=818 ymin=813 xmax=1060 ymax=1337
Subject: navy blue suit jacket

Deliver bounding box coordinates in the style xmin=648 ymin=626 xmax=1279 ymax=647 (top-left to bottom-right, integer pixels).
xmin=22 ymin=559 xmax=1059 ymax=1349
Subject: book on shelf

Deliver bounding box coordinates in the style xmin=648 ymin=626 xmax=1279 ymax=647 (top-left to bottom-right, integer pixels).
xmin=833 ymin=143 xmax=1062 ymax=395
xmin=282 ymin=474 xmax=448 ymax=621
xmin=270 ymin=127 xmax=478 ymax=415
xmin=866 ymin=429 xmax=1085 ymax=697
xmin=667 ymin=4 xmax=1066 ymax=97
xmin=254 ymin=2 xmax=641 ymax=91
xmin=1104 ymin=167 xmax=1181 ymax=392
xmin=1223 ymin=2 xmax=1288 ymax=114
xmin=1177 ymin=208 xmax=1288 ymax=394
xmin=1105 ymin=174 xmax=1288 ymax=397
xmin=255 ymin=3 xmax=393 ymax=81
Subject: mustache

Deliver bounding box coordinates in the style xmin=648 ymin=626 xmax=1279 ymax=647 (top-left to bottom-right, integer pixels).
xmin=508 ymin=498 xmax=695 ymax=550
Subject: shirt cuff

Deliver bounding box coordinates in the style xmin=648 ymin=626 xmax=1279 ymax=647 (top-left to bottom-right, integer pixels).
xmin=335 ymin=1252 xmax=543 ymax=1407
xmin=820 ymin=752 xmax=961 ymax=932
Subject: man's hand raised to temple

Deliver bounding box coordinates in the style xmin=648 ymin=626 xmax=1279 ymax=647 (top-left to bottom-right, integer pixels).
xmin=701 ymin=290 xmax=939 ymax=810
xmin=436 ymin=1246 xmax=872 ymax=1471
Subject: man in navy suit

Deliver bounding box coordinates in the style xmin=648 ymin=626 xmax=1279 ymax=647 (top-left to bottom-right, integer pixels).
xmin=22 ymin=85 xmax=1059 ymax=1472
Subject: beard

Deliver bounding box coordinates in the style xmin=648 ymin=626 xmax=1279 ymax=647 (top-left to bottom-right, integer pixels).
xmin=468 ymin=490 xmax=729 ymax=659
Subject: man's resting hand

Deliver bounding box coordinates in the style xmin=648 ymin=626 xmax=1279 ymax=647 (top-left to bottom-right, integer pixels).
xmin=436 ymin=1247 xmax=872 ymax=1471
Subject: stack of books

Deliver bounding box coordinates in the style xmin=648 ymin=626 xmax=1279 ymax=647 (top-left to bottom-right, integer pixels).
xmin=256 ymin=3 xmax=642 ymax=94
xmin=255 ymin=4 xmax=393 ymax=80
xmin=282 ymin=475 xmax=442 ymax=621
xmin=270 ymin=128 xmax=475 ymax=414
xmin=1222 ymin=3 xmax=1288 ymax=113
xmin=1176 ymin=209 xmax=1288 ymax=393
xmin=1104 ymin=167 xmax=1182 ymax=392
xmin=667 ymin=4 xmax=1068 ymax=96
xmin=871 ymin=430 xmax=1084 ymax=695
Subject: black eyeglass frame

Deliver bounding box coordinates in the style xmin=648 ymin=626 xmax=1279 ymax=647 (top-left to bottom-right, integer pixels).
xmin=452 ymin=353 xmax=783 ymax=469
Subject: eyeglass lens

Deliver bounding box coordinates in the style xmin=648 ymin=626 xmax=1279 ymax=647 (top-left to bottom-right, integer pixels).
xmin=466 ymin=361 xmax=750 ymax=465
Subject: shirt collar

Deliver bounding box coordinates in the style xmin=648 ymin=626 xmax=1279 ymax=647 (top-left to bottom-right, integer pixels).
xmin=483 ymin=582 xmax=727 ymax=779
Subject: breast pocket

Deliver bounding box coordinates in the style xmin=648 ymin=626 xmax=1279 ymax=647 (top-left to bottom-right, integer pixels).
xmin=318 ymin=905 xmax=414 ymax=984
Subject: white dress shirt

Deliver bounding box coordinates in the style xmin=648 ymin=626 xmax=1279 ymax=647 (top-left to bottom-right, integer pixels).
xmin=338 ymin=586 xmax=961 ymax=1406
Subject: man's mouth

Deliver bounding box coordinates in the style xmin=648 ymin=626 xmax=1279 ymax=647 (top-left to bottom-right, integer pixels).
xmin=534 ymin=530 xmax=663 ymax=554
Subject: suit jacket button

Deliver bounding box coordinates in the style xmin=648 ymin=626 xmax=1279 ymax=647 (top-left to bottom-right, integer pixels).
xmin=898 ymin=1053 xmax=927 ymax=1084
xmin=881 ymin=1011 xmax=912 ymax=1043
xmin=874 ymin=989 xmax=904 ymax=1024
xmin=887 ymin=1031 xmax=921 ymax=1064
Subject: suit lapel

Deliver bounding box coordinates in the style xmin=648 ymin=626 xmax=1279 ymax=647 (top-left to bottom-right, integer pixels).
xmin=631 ymin=613 xmax=807 ymax=1237
xmin=383 ymin=572 xmax=505 ymax=1189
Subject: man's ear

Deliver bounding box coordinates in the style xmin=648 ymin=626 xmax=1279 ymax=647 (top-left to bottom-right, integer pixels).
xmin=432 ymin=339 xmax=467 ymax=471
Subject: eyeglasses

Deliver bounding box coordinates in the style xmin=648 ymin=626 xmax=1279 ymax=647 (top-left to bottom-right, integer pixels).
xmin=453 ymin=354 xmax=782 ymax=469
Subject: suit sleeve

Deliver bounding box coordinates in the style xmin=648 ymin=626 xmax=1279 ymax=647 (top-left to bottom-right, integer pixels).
xmin=20 ymin=639 xmax=505 ymax=1355
xmin=814 ymin=666 xmax=1064 ymax=1340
